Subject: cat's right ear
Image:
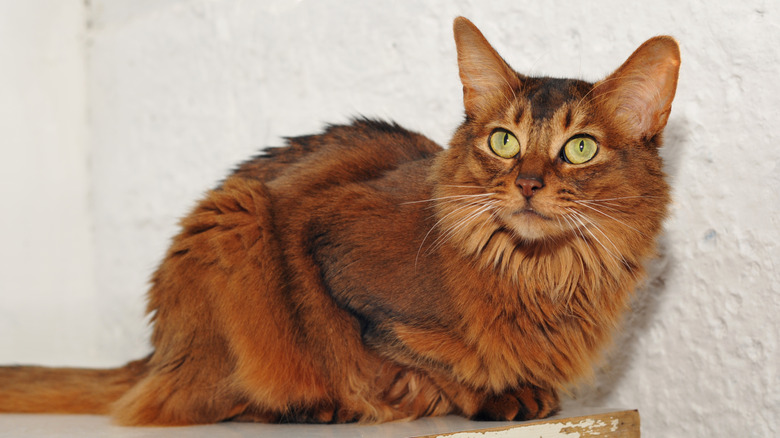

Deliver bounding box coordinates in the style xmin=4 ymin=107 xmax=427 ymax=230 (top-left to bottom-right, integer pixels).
xmin=594 ymin=36 xmax=681 ymax=141
xmin=453 ymin=17 xmax=522 ymax=117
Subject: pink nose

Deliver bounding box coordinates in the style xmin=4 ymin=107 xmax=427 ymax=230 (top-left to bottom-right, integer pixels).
xmin=516 ymin=176 xmax=544 ymax=198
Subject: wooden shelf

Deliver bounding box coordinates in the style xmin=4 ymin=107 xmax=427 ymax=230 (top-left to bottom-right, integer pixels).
xmin=415 ymin=409 xmax=639 ymax=437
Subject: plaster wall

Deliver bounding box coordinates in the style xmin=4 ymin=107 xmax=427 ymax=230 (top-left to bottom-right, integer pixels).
xmin=1 ymin=1 xmax=777 ymax=436
xmin=0 ymin=0 xmax=98 ymax=365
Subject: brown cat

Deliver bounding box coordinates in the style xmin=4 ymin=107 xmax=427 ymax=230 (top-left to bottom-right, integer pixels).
xmin=0 ymin=17 xmax=680 ymax=426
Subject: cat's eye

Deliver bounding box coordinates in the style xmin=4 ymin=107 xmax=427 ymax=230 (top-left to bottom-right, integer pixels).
xmin=561 ymin=136 xmax=598 ymax=164
xmin=488 ymin=130 xmax=521 ymax=159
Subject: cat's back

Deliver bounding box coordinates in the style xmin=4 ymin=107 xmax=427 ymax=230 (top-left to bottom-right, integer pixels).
xmin=230 ymin=119 xmax=443 ymax=190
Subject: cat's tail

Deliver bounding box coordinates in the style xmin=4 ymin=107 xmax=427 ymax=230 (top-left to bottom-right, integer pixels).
xmin=0 ymin=357 xmax=148 ymax=415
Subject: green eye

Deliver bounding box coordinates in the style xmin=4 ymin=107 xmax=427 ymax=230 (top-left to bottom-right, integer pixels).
xmin=489 ymin=130 xmax=521 ymax=159
xmin=562 ymin=136 xmax=598 ymax=164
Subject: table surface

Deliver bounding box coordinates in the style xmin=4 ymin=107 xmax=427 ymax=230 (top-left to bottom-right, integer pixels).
xmin=0 ymin=408 xmax=635 ymax=438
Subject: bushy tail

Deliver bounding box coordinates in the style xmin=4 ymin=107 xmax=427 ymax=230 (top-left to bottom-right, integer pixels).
xmin=0 ymin=358 xmax=148 ymax=415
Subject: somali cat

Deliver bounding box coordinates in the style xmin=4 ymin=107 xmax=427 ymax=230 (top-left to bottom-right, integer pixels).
xmin=0 ymin=17 xmax=679 ymax=425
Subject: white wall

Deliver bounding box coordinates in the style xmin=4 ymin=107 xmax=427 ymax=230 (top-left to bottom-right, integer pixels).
xmin=0 ymin=1 xmax=98 ymax=366
xmin=1 ymin=0 xmax=778 ymax=436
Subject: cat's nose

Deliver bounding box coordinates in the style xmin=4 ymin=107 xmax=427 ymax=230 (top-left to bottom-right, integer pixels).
xmin=515 ymin=175 xmax=544 ymax=198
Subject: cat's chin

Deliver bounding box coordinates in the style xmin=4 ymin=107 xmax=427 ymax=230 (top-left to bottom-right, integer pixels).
xmin=505 ymin=211 xmax=564 ymax=243
xmin=509 ymin=225 xmax=551 ymax=243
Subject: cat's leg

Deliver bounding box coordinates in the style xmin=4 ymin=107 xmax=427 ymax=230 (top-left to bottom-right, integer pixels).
xmin=168 ymin=178 xmax=394 ymax=424
xmin=474 ymin=384 xmax=560 ymax=421
xmin=109 ymin=326 xmax=260 ymax=426
xmin=282 ymin=363 xmax=458 ymax=423
xmin=375 ymin=320 xmax=561 ymax=421
xmin=410 ymin=371 xmax=559 ymax=422
xmin=224 ymin=403 xmax=279 ymax=423
xmin=375 ymin=364 xmax=456 ymax=419
xmin=110 ymin=368 xmax=250 ymax=426
xmin=111 ymin=179 xmax=331 ymax=425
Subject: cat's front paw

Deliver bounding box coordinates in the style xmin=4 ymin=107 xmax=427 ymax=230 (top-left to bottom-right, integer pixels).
xmin=293 ymin=401 xmax=360 ymax=424
xmin=474 ymin=385 xmax=559 ymax=421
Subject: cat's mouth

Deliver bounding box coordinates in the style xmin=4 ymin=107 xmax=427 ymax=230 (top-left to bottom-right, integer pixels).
xmin=512 ymin=207 xmax=551 ymax=221
xmin=502 ymin=207 xmax=561 ymax=241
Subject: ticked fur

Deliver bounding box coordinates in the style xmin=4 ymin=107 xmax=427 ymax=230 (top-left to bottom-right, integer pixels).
xmin=0 ymin=17 xmax=680 ymax=425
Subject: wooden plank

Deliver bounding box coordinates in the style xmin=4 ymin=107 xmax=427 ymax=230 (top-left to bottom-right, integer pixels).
xmin=413 ymin=409 xmax=640 ymax=438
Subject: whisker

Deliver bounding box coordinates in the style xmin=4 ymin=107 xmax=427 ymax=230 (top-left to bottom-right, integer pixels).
xmin=562 ymin=212 xmax=599 ymax=271
xmin=563 ymin=211 xmax=589 ymax=245
xmin=572 ymin=201 xmax=646 ymax=236
xmin=427 ymin=201 xmax=499 ymax=255
xmin=401 ymin=192 xmax=495 ymax=205
xmin=578 ymin=195 xmax=661 ymax=202
xmin=569 ymin=209 xmax=632 ymax=271
xmin=572 ymin=200 xmax=629 ymax=213
xmin=430 ymin=202 xmax=499 ymax=252
xmin=474 ymin=209 xmax=500 ymax=252
xmin=414 ymin=199 xmax=497 ymax=267
xmin=568 ymin=210 xmax=623 ymax=264
xmin=415 ymin=203 xmax=479 ymax=266
xmin=576 ymin=200 xmax=626 ymax=207
xmin=438 ymin=184 xmax=489 ymax=189
xmin=420 ymin=194 xmax=499 ymax=211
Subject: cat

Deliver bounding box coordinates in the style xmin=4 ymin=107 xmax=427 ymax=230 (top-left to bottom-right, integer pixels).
xmin=0 ymin=17 xmax=680 ymax=426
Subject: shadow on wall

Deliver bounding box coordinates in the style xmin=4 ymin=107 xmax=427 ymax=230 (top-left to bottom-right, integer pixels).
xmin=567 ymin=115 xmax=690 ymax=406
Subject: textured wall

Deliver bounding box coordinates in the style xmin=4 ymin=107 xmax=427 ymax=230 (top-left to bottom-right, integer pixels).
xmin=0 ymin=0 xmax=97 ymax=365
xmin=1 ymin=0 xmax=777 ymax=436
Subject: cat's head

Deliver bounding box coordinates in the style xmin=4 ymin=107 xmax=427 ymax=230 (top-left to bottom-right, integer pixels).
xmin=434 ymin=17 xmax=680 ymax=266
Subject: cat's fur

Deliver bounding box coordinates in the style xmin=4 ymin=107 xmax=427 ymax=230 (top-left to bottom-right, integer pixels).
xmin=0 ymin=17 xmax=680 ymax=425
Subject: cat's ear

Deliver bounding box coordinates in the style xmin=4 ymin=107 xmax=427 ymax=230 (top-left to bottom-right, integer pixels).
xmin=453 ymin=17 xmax=522 ymax=117
xmin=594 ymin=36 xmax=681 ymax=141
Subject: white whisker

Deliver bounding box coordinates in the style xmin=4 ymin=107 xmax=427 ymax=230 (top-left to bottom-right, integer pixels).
xmin=573 ymin=200 xmax=629 ymax=213
xmin=438 ymin=184 xmax=488 ymax=189
xmin=401 ymin=192 xmax=495 ymax=205
xmin=569 ymin=209 xmax=633 ymax=272
xmin=563 ymin=211 xmax=589 ymax=245
xmin=420 ymin=194 xmax=498 ymax=211
xmin=578 ymin=195 xmax=660 ymax=202
xmin=427 ymin=201 xmax=499 ymax=255
xmin=568 ymin=210 xmax=622 ymax=264
xmin=573 ymin=201 xmax=645 ymax=236
xmin=414 ymin=198 xmax=497 ymax=267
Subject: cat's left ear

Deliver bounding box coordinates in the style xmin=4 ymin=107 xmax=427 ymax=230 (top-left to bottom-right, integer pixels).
xmin=453 ymin=17 xmax=523 ymax=117
xmin=594 ymin=36 xmax=681 ymax=141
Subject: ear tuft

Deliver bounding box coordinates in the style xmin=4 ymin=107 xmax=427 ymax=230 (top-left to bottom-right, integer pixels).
xmin=453 ymin=17 xmax=522 ymax=117
xmin=594 ymin=36 xmax=681 ymax=140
